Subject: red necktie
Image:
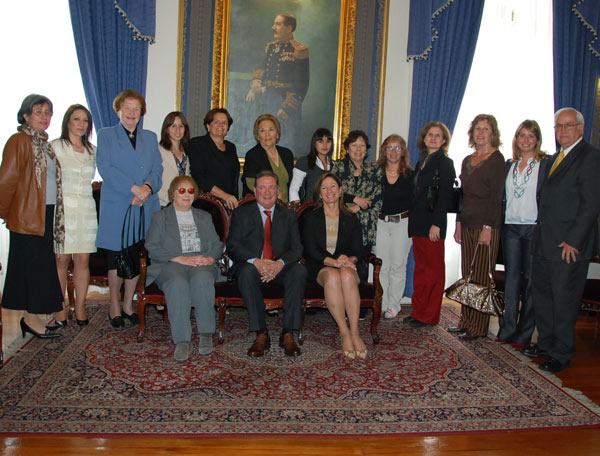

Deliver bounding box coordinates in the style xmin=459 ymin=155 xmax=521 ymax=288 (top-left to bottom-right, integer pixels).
xmin=263 ymin=210 xmax=274 ymax=260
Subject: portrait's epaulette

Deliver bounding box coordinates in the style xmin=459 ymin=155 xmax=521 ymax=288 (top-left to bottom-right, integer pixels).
xmin=265 ymin=40 xmax=278 ymax=53
xmin=290 ymin=39 xmax=309 ymax=59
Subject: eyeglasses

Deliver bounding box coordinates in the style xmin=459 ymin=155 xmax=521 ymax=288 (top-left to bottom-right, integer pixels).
xmin=176 ymin=187 xmax=195 ymax=194
xmin=554 ymin=123 xmax=579 ymax=130
xmin=385 ymin=146 xmax=401 ymax=152
xmin=31 ymin=109 xmax=52 ymax=117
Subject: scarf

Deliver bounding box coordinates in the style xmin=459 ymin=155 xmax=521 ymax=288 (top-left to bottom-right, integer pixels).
xmin=17 ymin=123 xmax=65 ymax=253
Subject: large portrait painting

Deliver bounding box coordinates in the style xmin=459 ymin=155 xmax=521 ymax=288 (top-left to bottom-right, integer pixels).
xmin=211 ymin=0 xmax=355 ymax=158
xmin=179 ymin=0 xmax=386 ymax=160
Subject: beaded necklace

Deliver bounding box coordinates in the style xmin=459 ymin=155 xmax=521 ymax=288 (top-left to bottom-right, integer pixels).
xmin=512 ymin=159 xmax=536 ymax=198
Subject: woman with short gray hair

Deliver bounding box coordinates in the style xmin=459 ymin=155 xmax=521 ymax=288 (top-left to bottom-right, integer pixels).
xmin=0 ymin=94 xmax=64 ymax=339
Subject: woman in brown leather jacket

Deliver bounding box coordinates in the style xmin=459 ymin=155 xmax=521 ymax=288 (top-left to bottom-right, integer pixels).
xmin=0 ymin=94 xmax=64 ymax=339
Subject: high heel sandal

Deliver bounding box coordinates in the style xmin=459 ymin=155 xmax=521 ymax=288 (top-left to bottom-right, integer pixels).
xmin=21 ymin=318 xmax=61 ymax=339
xmin=344 ymin=350 xmax=356 ymax=360
xmin=76 ymin=318 xmax=89 ymax=327
xmin=355 ymin=348 xmax=368 ymax=360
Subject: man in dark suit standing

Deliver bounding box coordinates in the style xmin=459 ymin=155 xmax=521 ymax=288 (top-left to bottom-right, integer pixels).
xmin=227 ymin=170 xmax=306 ymax=357
xmin=524 ymin=108 xmax=600 ymax=372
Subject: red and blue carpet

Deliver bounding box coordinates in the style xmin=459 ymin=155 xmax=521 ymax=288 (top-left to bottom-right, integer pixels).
xmin=0 ymin=301 xmax=598 ymax=436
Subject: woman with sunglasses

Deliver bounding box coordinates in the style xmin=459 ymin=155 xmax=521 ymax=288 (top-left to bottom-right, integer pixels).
xmin=145 ymin=176 xmax=223 ymax=361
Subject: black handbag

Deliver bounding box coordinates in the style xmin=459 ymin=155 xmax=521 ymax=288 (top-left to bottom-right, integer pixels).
xmin=115 ymin=205 xmax=146 ymax=279
xmin=447 ymin=179 xmax=462 ymax=214
xmin=426 ymin=169 xmax=440 ymax=211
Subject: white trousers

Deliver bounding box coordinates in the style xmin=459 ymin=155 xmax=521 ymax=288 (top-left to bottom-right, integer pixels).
xmin=375 ymin=217 xmax=412 ymax=313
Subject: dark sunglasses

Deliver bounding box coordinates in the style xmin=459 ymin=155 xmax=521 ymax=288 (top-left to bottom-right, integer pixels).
xmin=176 ymin=187 xmax=195 ymax=194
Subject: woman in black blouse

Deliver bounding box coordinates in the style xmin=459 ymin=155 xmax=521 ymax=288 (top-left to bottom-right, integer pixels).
xmin=374 ymin=134 xmax=414 ymax=319
xmin=242 ymin=114 xmax=294 ymax=202
xmin=188 ymin=108 xmax=240 ymax=209
xmin=406 ymin=122 xmax=455 ymax=328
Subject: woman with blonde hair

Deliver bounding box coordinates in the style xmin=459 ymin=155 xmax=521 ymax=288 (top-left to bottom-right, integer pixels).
xmin=496 ymin=120 xmax=549 ymax=348
xmin=242 ymin=114 xmax=294 ymax=202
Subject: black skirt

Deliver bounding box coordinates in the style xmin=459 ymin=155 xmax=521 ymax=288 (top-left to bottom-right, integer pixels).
xmin=2 ymin=205 xmax=64 ymax=314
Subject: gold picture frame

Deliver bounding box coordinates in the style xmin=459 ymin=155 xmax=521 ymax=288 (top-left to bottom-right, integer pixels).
xmin=210 ymin=0 xmax=357 ymax=159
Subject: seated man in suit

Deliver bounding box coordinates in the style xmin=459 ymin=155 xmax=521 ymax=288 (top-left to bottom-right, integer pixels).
xmin=525 ymin=108 xmax=600 ymax=372
xmin=227 ymin=170 xmax=306 ymax=357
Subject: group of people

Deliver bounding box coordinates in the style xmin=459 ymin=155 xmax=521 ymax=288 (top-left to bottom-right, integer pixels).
xmin=0 ymin=90 xmax=598 ymax=371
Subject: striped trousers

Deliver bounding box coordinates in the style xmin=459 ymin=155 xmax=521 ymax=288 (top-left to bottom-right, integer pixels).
xmin=458 ymin=226 xmax=501 ymax=336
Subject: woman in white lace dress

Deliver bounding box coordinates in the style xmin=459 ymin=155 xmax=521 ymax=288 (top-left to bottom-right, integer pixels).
xmin=52 ymin=104 xmax=97 ymax=326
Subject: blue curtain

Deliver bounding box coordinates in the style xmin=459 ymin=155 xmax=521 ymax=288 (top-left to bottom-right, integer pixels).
xmin=402 ymin=0 xmax=484 ymax=298
xmin=553 ymin=0 xmax=600 ymax=143
xmin=406 ymin=0 xmax=484 ymax=164
xmin=69 ymin=0 xmax=156 ymax=130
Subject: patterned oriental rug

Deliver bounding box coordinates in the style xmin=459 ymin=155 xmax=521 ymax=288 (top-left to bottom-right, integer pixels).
xmin=0 ymin=301 xmax=599 ymax=436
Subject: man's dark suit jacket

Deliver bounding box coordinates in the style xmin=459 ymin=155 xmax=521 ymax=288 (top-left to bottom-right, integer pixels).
xmin=301 ymin=206 xmax=363 ymax=281
xmin=226 ymin=201 xmax=303 ymax=278
xmin=533 ymin=139 xmax=600 ymax=262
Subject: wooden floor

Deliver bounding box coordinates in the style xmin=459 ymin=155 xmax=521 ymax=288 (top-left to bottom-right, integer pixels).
xmin=2 ymin=310 xmax=599 ymax=456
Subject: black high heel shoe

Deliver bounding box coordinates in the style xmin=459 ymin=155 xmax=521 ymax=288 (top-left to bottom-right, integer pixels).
xmin=108 ymin=314 xmax=124 ymax=328
xmin=122 ymin=312 xmax=139 ymax=325
xmin=46 ymin=319 xmax=67 ymax=331
xmin=21 ymin=318 xmax=61 ymax=339
xmin=76 ymin=318 xmax=89 ymax=326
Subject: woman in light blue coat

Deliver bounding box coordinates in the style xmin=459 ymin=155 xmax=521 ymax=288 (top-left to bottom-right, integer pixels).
xmin=96 ymin=90 xmax=162 ymax=328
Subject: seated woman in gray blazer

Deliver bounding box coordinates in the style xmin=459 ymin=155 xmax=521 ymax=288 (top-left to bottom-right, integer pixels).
xmin=145 ymin=176 xmax=223 ymax=361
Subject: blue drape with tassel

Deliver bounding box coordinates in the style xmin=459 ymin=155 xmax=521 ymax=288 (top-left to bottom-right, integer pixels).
xmin=69 ymin=0 xmax=156 ymax=130
xmin=406 ymin=0 xmax=484 ymax=164
xmin=402 ymin=0 xmax=484 ymax=298
xmin=553 ymin=0 xmax=600 ymax=143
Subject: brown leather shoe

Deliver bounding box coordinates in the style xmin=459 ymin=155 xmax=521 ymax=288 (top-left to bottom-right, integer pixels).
xmin=279 ymin=332 xmax=301 ymax=357
xmin=247 ymin=333 xmax=270 ymax=357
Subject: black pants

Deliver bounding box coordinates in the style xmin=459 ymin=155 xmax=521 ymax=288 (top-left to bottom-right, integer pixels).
xmin=236 ymin=261 xmax=307 ymax=332
xmin=531 ymin=256 xmax=589 ymax=364
xmin=497 ymin=224 xmax=536 ymax=344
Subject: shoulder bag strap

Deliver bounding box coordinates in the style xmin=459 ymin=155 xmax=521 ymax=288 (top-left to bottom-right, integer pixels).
xmin=121 ymin=205 xmax=133 ymax=250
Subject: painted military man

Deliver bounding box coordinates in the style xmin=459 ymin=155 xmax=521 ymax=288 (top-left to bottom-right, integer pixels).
xmin=246 ymin=12 xmax=309 ymax=154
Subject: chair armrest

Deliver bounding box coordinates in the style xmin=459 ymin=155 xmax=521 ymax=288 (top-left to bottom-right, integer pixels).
xmin=364 ymin=252 xmax=382 ymax=268
xmin=219 ymin=252 xmax=230 ymax=277
xmin=364 ymin=252 xmax=383 ymax=300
